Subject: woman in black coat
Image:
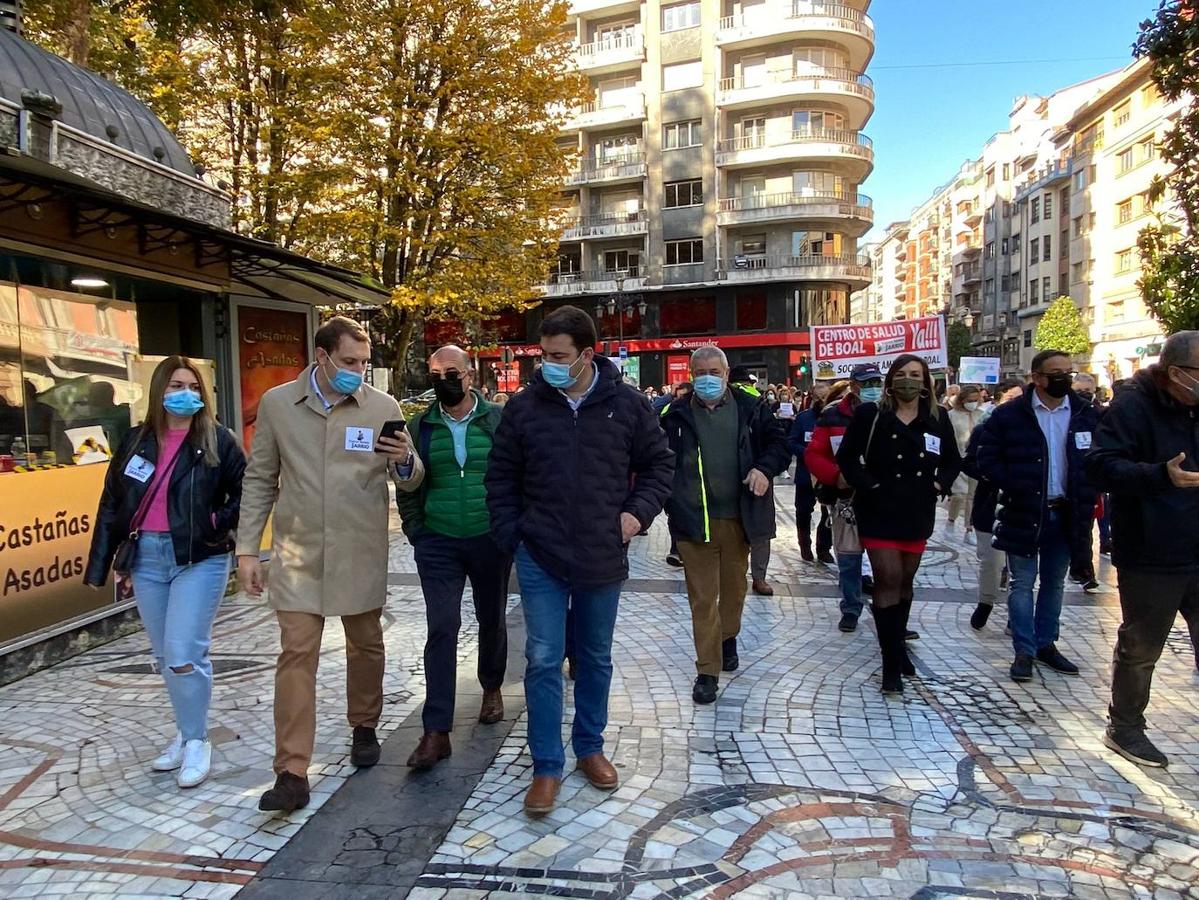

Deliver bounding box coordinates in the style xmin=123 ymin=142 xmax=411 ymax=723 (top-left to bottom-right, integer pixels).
xmin=836 ymin=354 xmax=961 ymax=694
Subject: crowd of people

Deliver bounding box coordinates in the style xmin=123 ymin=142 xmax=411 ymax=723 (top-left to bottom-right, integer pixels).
xmin=83 ymin=309 xmax=1199 ymax=819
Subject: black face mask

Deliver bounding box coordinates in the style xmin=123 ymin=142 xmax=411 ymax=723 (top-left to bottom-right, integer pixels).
xmin=1077 ymin=390 xmax=1095 ymax=404
xmin=1043 ymin=372 xmax=1072 ymax=399
xmin=432 ymin=376 xmax=467 ymax=407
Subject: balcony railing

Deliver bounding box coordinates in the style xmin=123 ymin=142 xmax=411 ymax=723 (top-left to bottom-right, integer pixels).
xmin=719 ymin=1 xmax=872 ymax=31
xmin=543 ymin=268 xmax=647 ymax=295
xmin=716 ymin=252 xmax=870 ymax=281
xmin=566 ymin=153 xmax=647 ymax=185
xmin=564 ymin=94 xmax=647 ymax=129
xmin=717 ymin=67 xmax=874 ymax=99
xmin=718 ymin=189 xmax=872 ymax=218
xmin=576 ymin=28 xmax=643 ymax=62
xmin=715 ymin=128 xmax=872 ymax=160
xmin=561 ymin=209 xmax=648 ymax=239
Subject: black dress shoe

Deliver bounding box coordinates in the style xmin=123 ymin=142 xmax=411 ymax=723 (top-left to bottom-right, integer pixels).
xmin=721 ymin=637 xmax=739 ymax=672
xmin=817 ymin=549 xmax=835 ymax=565
xmin=861 ymin=575 xmax=874 ymax=596
xmin=1036 ymin=643 xmax=1080 ymax=675
xmin=904 ymin=629 xmax=919 ymax=641
xmin=692 ymin=674 xmax=718 ymax=704
xmin=970 ymin=603 xmax=993 ymax=630
xmin=666 ymin=552 xmax=683 ymax=568
xmin=1010 ymin=653 xmax=1034 ymax=682
xmin=258 ymin=772 xmax=310 ymax=812
xmin=350 ymin=726 xmax=381 ymax=767
xmin=838 ymin=613 xmax=858 ymax=633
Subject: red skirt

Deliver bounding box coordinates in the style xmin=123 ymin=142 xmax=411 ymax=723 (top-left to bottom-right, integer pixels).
xmin=861 ymin=536 xmax=927 ymax=554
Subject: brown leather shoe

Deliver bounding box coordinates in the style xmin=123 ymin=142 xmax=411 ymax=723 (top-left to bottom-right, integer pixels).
xmin=576 ymin=752 xmax=618 ymax=790
xmin=752 ymin=579 xmax=774 ymax=596
xmin=523 ymin=775 xmax=561 ymax=815
xmin=478 ymin=688 xmax=504 ymax=725
xmin=406 ymin=732 xmax=451 ymax=770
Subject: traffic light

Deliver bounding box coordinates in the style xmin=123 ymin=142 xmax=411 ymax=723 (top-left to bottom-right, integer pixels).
xmin=799 ymin=354 xmax=810 ymax=376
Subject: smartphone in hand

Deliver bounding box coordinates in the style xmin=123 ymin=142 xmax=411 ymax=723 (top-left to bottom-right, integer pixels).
xmin=375 ymin=419 xmax=407 ymax=453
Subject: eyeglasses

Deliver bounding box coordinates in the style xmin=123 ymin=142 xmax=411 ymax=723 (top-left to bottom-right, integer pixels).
xmin=430 ymin=370 xmax=463 ymax=381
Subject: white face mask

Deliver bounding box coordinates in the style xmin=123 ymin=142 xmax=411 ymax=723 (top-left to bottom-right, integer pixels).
xmin=964 ymin=401 xmax=979 ymax=411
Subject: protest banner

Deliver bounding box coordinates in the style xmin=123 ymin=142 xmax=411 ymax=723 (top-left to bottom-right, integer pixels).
xmin=810 ymin=316 xmax=948 ymax=380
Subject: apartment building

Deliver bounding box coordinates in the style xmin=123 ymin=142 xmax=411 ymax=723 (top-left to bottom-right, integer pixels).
xmin=496 ymin=0 xmax=875 ymax=387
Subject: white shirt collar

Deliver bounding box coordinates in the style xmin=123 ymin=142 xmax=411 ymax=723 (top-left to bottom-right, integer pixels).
xmin=1032 ymin=390 xmax=1069 ymax=413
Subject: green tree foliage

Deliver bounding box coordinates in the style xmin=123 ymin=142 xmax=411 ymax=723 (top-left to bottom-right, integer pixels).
xmin=1134 ymin=0 xmax=1199 ymax=333
xmin=1034 ymin=297 xmax=1091 ymax=356
xmin=946 ymin=321 xmax=972 ymax=370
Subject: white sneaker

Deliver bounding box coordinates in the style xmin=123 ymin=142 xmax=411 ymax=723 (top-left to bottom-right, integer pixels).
xmin=151 ymin=733 xmax=184 ymax=772
xmin=177 ymin=739 xmax=212 ymax=788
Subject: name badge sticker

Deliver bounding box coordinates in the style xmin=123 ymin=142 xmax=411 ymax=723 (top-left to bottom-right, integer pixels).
xmin=830 ymin=435 xmax=844 ymax=453
xmin=924 ymin=433 xmax=942 ymax=455
xmin=123 ymin=455 xmax=155 ymax=483
xmin=345 ymin=426 xmax=375 ymax=452
xmin=804 ymin=431 xmax=814 ymax=444
xmin=1075 ymin=431 xmax=1092 ymax=450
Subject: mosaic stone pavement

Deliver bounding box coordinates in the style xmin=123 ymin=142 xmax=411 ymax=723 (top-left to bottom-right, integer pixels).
xmin=0 ymin=485 xmax=1196 ymax=898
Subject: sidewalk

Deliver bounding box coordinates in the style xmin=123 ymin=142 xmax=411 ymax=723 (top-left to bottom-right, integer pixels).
xmin=1 ymin=487 xmax=1196 ymax=898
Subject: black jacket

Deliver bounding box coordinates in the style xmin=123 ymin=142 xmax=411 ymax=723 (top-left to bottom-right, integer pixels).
xmin=85 ymin=425 xmax=246 ymax=585
xmin=1086 ymin=366 xmax=1199 ymax=574
xmin=836 ymin=402 xmax=961 ymax=543
xmin=484 ymin=356 xmax=675 ymax=587
xmin=974 ymin=385 xmax=1100 ymax=559
xmin=661 ymin=387 xmax=791 ymax=543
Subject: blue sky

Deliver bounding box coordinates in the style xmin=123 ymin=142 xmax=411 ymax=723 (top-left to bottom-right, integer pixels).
xmin=862 ymin=0 xmax=1155 ymax=242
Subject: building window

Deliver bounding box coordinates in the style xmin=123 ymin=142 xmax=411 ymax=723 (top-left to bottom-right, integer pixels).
xmin=662 ymin=60 xmax=703 ymax=92
xmin=1138 ymin=138 xmax=1156 ymax=164
xmin=660 ymin=295 xmax=716 ymax=334
xmin=1059 ymin=272 xmax=1069 ymax=296
xmin=985 ymin=241 xmax=996 ymax=259
xmin=1113 ymin=101 xmax=1131 ymax=129
xmin=1011 ymin=231 xmax=1020 ymax=252
xmin=1029 ymin=278 xmax=1039 ymax=303
xmin=1117 ymin=199 xmax=1133 ymax=224
xmin=1115 ymin=248 xmax=1133 ymax=274
xmin=792 ymin=231 xmax=841 ymax=257
xmin=1043 ymin=234 xmax=1051 ymax=261
xmin=739 ymin=233 xmax=767 ymax=255
xmin=1043 ymin=275 xmax=1052 ymax=299
xmin=1117 ymin=147 xmax=1134 ymax=174
xmin=735 ymin=292 xmax=768 ymax=330
xmin=603 ymin=249 xmax=640 ymax=274
xmin=1030 ymin=237 xmax=1039 ymax=259
xmin=984 ymin=277 xmax=994 ymax=297
xmin=1142 ymin=83 xmax=1159 ymax=106
xmin=665 ymin=238 xmax=703 ymax=266
xmin=1109 ymin=300 xmax=1125 ymax=323
xmin=1024 ymin=329 xmax=1033 ymax=348
xmin=1073 ymin=215 xmax=1084 ymax=237
xmin=986 ymin=168 xmax=996 ymax=188
xmin=663 ymin=119 xmax=702 ymax=149
xmin=664 ymin=179 xmax=703 ymax=208
xmin=1043 ymin=193 xmax=1053 ymax=219
xmin=1003 ymin=163 xmax=1011 ymax=180
xmin=792 ymin=109 xmax=844 ymax=134
xmin=1031 ymin=197 xmax=1040 ymax=223
xmin=661 ymin=0 xmax=701 ymax=32
xmin=1001 ymin=238 xmax=1009 ymax=255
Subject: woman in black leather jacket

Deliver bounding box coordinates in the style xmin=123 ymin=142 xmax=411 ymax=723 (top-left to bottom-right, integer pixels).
xmin=85 ymin=356 xmax=245 ymax=789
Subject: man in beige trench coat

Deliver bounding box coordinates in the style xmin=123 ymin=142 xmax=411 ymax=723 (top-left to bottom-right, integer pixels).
xmin=237 ymin=315 xmax=419 ymax=813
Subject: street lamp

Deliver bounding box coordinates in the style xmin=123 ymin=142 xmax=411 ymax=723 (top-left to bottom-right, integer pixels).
xmin=594 ymin=269 xmax=647 ymax=349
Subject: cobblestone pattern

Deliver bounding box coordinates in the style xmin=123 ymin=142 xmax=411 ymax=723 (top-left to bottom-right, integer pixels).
xmin=0 ymin=486 xmax=1191 ymax=899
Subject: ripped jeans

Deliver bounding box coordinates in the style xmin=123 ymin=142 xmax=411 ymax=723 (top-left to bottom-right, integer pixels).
xmin=131 ymin=532 xmax=230 ymax=741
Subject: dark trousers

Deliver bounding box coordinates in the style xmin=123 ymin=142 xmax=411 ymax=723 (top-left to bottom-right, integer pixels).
xmin=413 ymin=531 xmax=511 ymax=733
xmin=1109 ymin=569 xmax=1199 ymax=735
xmin=794 ymin=480 xmax=831 ymax=555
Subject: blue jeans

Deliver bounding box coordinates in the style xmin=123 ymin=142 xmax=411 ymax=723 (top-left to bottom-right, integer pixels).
xmin=1007 ymin=510 xmax=1070 ymax=657
xmin=515 ymin=544 xmax=621 ymax=778
xmin=131 ymin=533 xmax=230 ymax=741
xmin=836 ymin=551 xmax=864 ymax=617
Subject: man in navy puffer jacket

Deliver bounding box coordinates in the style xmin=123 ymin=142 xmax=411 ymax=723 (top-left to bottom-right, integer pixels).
xmin=486 ymin=306 xmax=674 ymax=816
xmin=975 ymin=349 xmax=1100 ymax=684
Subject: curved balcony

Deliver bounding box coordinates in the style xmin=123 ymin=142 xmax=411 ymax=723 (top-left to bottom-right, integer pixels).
xmin=542 ymin=268 xmax=648 ymax=296
xmin=717 ymin=190 xmax=873 ymax=234
xmin=574 ymin=28 xmax=645 ymax=75
xmin=565 ymin=153 xmax=647 ymax=186
xmin=716 ymin=252 xmax=870 ymax=289
xmin=716 ymin=68 xmax=873 ymax=127
xmin=715 ymin=129 xmax=873 ymax=177
xmin=562 ymin=93 xmax=646 ymax=132
xmin=716 ymin=3 xmax=874 ymax=70
xmin=561 ymin=210 xmax=648 ymax=240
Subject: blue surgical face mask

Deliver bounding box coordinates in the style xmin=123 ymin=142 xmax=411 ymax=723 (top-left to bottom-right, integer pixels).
xmin=321 ymin=355 xmax=363 ymax=394
xmin=542 ymin=353 xmax=587 ymax=389
xmin=859 ymin=386 xmax=883 ymax=404
xmin=693 ymin=374 xmax=726 ymax=401
xmin=163 ymin=389 xmax=204 ymax=417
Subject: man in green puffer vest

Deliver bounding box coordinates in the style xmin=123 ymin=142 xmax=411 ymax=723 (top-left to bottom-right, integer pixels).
xmin=395 ymin=345 xmax=510 ymax=770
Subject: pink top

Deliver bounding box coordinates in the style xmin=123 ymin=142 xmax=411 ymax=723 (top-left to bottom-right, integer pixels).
xmin=141 ymin=428 xmax=189 ymax=533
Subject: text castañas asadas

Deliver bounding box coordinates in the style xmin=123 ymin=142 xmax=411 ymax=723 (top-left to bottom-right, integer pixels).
xmin=0 ymin=510 xmax=91 ymax=595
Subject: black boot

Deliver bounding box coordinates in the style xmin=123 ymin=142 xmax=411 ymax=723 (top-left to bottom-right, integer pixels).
xmin=898 ymin=596 xmax=917 ymax=677
xmin=798 ymin=526 xmax=814 ymax=562
xmin=872 ymin=603 xmax=904 ymax=694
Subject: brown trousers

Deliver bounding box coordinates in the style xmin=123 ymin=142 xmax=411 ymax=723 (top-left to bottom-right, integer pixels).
xmin=273 ymin=608 xmax=385 ymax=777
xmin=678 ymin=518 xmax=750 ymax=677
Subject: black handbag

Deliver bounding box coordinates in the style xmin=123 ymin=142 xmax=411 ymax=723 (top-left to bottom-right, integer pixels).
xmin=112 ymin=463 xmax=170 ymax=577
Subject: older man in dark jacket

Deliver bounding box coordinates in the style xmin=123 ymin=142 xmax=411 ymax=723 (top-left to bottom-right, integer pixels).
xmin=1086 ymin=330 xmax=1199 ymax=769
xmin=486 ymin=306 xmax=674 ymax=816
xmin=662 ymin=346 xmax=790 ymax=705
xmin=976 ymin=349 xmax=1100 ymax=684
